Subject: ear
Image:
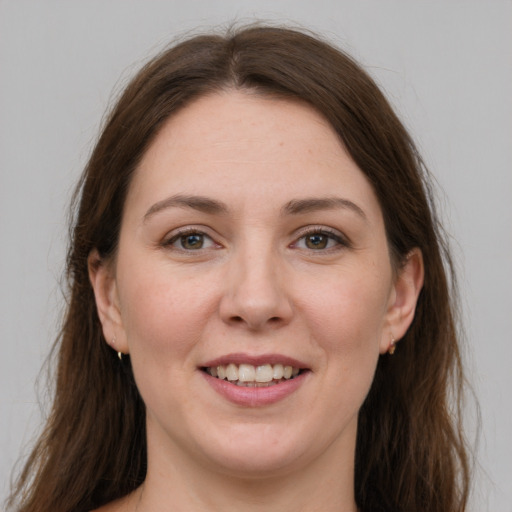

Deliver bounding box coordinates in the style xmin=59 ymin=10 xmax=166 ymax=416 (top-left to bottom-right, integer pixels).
xmin=88 ymin=249 xmax=129 ymax=355
xmin=380 ymin=248 xmax=424 ymax=354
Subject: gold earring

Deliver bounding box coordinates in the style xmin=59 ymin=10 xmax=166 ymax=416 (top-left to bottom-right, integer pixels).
xmin=388 ymin=336 xmax=397 ymax=355
xmin=112 ymin=335 xmax=123 ymax=360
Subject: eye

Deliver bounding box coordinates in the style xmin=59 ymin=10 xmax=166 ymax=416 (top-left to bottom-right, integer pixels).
xmin=164 ymin=229 xmax=217 ymax=251
xmin=293 ymin=228 xmax=348 ymax=251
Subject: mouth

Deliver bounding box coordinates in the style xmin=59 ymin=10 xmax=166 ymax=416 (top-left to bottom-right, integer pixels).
xmin=201 ymin=363 xmax=304 ymax=387
xmin=200 ymin=354 xmax=310 ymax=406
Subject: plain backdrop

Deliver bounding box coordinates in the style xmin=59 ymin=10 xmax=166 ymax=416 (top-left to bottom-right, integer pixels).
xmin=1 ymin=1 xmax=511 ymax=510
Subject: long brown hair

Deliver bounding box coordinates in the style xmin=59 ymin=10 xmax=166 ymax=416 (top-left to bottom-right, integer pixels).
xmin=8 ymin=26 xmax=471 ymax=512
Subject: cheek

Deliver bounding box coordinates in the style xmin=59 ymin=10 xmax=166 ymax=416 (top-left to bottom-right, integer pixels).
xmin=115 ymin=260 xmax=220 ymax=421
xmin=116 ymin=260 xmax=217 ymax=361
xmin=297 ymin=262 xmax=391 ymax=364
xmin=310 ymin=282 xmax=387 ymax=340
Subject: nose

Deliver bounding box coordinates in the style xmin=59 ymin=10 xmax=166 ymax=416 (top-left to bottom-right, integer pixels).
xmin=219 ymin=244 xmax=293 ymax=331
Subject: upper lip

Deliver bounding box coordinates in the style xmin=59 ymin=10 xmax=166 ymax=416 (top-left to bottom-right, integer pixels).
xmin=201 ymin=353 xmax=309 ymax=369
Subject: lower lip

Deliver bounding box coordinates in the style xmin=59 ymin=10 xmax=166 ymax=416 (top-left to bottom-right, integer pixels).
xmin=201 ymin=371 xmax=309 ymax=407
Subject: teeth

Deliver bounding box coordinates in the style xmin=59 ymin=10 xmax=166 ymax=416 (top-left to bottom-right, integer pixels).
xmin=238 ymin=364 xmax=255 ymax=382
xmin=236 ymin=380 xmax=278 ymax=387
xmin=216 ymin=365 xmax=226 ymax=380
xmin=226 ymin=363 xmax=238 ymax=381
xmin=206 ymin=363 xmax=302 ymax=384
xmin=255 ymin=364 xmax=273 ymax=383
xmin=273 ymin=364 xmax=284 ymax=379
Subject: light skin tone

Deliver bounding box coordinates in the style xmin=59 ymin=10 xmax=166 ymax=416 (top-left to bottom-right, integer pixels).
xmin=89 ymin=91 xmax=424 ymax=512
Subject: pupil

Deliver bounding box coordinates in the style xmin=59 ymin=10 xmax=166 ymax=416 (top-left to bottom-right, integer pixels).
xmin=182 ymin=234 xmax=203 ymax=249
xmin=307 ymin=234 xmax=327 ymax=249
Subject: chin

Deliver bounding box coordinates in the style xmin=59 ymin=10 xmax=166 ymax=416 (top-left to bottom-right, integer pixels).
xmin=211 ymin=448 xmax=304 ymax=479
xmin=196 ymin=423 xmax=313 ymax=478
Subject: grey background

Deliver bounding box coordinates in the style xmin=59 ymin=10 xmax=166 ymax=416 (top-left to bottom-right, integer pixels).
xmin=1 ymin=1 xmax=511 ymax=510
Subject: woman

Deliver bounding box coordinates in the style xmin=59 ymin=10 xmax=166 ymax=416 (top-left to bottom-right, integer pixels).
xmin=8 ymin=26 xmax=470 ymax=512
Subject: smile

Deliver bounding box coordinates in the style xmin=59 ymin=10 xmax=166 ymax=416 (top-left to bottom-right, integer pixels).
xmin=203 ymin=363 xmax=302 ymax=387
xmin=200 ymin=354 xmax=310 ymax=406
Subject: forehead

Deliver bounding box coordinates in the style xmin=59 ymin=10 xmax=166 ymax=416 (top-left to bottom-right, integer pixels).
xmin=126 ymin=91 xmax=383 ymax=222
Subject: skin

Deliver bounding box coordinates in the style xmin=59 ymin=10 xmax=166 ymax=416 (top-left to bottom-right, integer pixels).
xmin=90 ymin=91 xmax=424 ymax=512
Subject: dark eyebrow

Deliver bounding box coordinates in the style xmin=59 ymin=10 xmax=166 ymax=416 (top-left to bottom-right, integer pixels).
xmin=282 ymin=197 xmax=367 ymax=221
xmin=143 ymin=194 xmax=229 ymax=222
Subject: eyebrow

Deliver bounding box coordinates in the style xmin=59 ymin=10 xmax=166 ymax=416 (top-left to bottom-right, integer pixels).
xmin=143 ymin=194 xmax=367 ymax=222
xmin=282 ymin=197 xmax=367 ymax=221
xmin=143 ymin=194 xmax=229 ymax=222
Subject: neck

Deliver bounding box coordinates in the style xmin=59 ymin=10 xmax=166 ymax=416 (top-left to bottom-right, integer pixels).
xmin=137 ymin=421 xmax=359 ymax=512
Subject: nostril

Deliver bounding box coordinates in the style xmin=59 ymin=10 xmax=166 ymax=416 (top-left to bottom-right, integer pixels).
xmin=228 ymin=314 xmax=283 ymax=328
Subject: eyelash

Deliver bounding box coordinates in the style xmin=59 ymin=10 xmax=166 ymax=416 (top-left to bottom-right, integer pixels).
xmin=162 ymin=226 xmax=350 ymax=253
xmin=163 ymin=227 xmax=218 ymax=251
xmin=292 ymin=226 xmax=350 ymax=252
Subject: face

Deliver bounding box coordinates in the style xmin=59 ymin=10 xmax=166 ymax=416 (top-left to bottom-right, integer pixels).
xmin=92 ymin=91 xmax=422 ymax=479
